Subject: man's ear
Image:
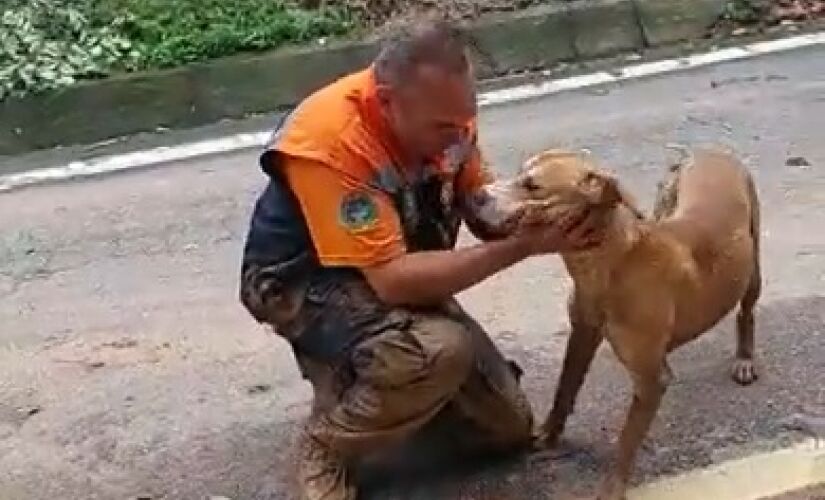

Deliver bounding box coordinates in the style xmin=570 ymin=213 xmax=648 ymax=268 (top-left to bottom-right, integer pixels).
xmin=581 ymin=171 xmax=621 ymax=207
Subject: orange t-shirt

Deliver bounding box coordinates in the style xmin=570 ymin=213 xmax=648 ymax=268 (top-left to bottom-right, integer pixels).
xmin=272 ymin=67 xmax=490 ymax=268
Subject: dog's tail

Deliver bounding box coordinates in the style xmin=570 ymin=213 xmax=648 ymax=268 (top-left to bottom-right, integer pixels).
xmin=665 ymin=143 xmax=693 ymax=171
xmin=744 ymin=169 xmax=761 ymax=264
xmin=653 ymin=145 xmax=691 ymax=220
xmin=738 ymin=164 xmax=763 ymax=316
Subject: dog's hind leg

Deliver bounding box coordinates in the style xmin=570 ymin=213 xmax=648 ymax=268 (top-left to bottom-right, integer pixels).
xmin=537 ymin=293 xmax=603 ymax=448
xmin=733 ymin=175 xmax=762 ymax=386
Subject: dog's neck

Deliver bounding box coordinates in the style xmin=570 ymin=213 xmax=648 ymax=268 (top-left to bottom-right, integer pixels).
xmin=561 ymin=202 xmax=646 ymax=285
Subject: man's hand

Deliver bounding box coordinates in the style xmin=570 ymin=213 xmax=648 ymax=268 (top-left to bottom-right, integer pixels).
xmin=511 ymin=206 xmax=604 ymax=256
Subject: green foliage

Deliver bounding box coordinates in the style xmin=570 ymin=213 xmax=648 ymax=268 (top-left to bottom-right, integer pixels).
xmin=0 ymin=0 xmax=138 ymax=100
xmin=723 ymin=0 xmax=768 ymax=23
xmin=0 ymin=0 xmax=356 ymax=100
xmin=101 ymin=0 xmax=356 ymax=69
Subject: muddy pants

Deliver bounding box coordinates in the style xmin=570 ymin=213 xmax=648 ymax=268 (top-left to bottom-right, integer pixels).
xmin=241 ymin=268 xmax=534 ymax=499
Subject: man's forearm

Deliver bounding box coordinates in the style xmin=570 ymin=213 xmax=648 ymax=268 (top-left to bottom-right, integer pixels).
xmin=364 ymin=238 xmax=531 ymax=307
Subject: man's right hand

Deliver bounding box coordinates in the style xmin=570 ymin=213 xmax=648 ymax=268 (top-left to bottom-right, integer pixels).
xmin=511 ymin=206 xmax=604 ymax=256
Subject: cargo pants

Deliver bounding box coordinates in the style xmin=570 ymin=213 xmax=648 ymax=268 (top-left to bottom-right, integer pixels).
xmin=241 ymin=265 xmax=534 ymax=500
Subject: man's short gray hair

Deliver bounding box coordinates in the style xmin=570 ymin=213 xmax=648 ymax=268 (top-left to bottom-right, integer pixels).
xmin=374 ymin=19 xmax=471 ymax=87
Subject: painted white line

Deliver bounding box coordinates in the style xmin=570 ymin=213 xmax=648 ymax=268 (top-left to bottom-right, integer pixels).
xmin=747 ymin=31 xmax=825 ymax=53
xmin=681 ymin=46 xmax=752 ymax=66
xmin=629 ymin=438 xmax=825 ymax=500
xmin=0 ymin=131 xmax=271 ymax=193
xmin=1 ymin=30 xmax=824 ymax=193
xmin=477 ymin=71 xmax=617 ymax=106
xmin=618 ymin=58 xmax=685 ymax=79
xmin=478 ymin=32 xmax=824 ymax=105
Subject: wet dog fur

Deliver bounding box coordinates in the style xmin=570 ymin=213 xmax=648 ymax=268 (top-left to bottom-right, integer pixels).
xmin=490 ymin=147 xmax=761 ymax=499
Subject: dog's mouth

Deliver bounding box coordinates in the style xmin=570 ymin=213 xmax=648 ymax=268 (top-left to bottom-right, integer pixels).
xmin=478 ymin=178 xmax=581 ymax=225
xmin=525 ymin=202 xmax=604 ymax=233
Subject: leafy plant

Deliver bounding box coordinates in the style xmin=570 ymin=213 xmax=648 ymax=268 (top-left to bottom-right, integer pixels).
xmin=1 ymin=0 xmax=357 ymax=100
xmin=723 ymin=0 xmax=769 ymax=23
xmin=115 ymin=0 xmax=356 ymax=69
xmin=0 ymin=0 xmax=140 ymax=99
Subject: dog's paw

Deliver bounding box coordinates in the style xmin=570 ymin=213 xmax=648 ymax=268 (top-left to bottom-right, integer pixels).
xmin=532 ymin=424 xmax=563 ymax=450
xmin=531 ymin=432 xmax=557 ymax=451
xmin=731 ymin=359 xmax=758 ymax=385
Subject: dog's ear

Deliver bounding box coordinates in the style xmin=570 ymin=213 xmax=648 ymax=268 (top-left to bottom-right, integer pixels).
xmin=581 ymin=171 xmax=621 ymax=208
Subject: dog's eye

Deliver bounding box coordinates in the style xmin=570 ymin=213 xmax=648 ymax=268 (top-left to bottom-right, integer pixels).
xmin=582 ymin=172 xmax=601 ymax=187
xmin=521 ymin=176 xmax=540 ymax=192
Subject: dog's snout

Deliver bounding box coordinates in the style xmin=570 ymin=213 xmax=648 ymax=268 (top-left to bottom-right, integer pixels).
xmin=470 ymin=183 xmax=524 ymax=232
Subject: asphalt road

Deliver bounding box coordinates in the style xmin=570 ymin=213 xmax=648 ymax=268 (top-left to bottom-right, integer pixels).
xmin=1 ymin=45 xmax=824 ymax=500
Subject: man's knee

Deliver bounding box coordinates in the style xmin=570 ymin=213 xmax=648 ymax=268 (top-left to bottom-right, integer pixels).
xmin=239 ymin=262 xmax=304 ymax=327
xmin=413 ymin=315 xmax=475 ymax=389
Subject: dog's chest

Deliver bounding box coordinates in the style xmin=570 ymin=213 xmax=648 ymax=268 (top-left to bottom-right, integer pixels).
xmin=570 ymin=272 xmax=613 ymax=326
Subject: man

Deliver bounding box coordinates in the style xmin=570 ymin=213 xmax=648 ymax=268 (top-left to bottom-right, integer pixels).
xmin=240 ymin=20 xmax=599 ymax=500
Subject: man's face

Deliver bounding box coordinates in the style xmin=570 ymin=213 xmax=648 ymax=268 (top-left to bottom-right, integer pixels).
xmin=378 ymin=65 xmax=477 ymax=161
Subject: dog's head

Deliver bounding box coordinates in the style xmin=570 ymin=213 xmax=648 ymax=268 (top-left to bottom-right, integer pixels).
xmin=519 ymin=149 xmax=620 ymax=204
xmin=468 ymin=149 xmax=643 ymax=236
xmin=492 ymin=149 xmax=634 ymax=225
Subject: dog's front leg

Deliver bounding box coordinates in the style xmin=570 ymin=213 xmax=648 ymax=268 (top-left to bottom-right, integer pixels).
xmin=598 ymin=341 xmax=671 ymax=500
xmin=537 ymin=294 xmax=603 ymax=448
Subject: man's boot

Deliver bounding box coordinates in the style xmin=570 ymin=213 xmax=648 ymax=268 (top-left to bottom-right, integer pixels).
xmin=297 ymin=432 xmax=356 ymax=500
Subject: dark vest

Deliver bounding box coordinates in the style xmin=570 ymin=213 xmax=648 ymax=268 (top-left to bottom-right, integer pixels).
xmin=242 ymin=104 xmax=479 ymax=366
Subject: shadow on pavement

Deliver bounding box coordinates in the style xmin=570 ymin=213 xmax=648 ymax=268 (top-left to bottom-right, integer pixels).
xmin=355 ymin=295 xmax=825 ymax=499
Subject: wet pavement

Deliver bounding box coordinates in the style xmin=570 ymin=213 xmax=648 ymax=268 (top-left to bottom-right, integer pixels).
xmin=0 ymin=44 xmax=823 ymax=499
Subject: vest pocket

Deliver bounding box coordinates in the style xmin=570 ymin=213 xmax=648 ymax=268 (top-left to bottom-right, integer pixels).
xmin=293 ymin=277 xmax=412 ymax=364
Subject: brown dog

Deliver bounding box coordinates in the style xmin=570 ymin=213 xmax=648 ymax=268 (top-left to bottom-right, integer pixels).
xmin=495 ymin=147 xmax=761 ymax=499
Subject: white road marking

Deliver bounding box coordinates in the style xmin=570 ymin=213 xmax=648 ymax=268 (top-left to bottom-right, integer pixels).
xmin=629 ymin=438 xmax=825 ymax=500
xmin=1 ymin=30 xmax=823 ymax=193
xmin=477 ymin=32 xmax=824 ymax=105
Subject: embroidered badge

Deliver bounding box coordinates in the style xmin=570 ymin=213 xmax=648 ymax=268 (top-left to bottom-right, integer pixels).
xmin=339 ymin=192 xmax=379 ymax=232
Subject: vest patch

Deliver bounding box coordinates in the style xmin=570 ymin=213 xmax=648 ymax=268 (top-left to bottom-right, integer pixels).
xmin=339 ymin=191 xmax=379 ymax=233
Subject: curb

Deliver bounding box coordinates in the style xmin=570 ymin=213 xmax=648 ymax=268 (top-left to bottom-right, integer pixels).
xmin=0 ymin=0 xmax=723 ymax=157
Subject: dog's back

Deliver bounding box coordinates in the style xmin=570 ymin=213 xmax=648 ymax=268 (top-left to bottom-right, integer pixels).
xmin=654 ymin=148 xmax=760 ymax=345
xmin=667 ymin=149 xmax=754 ymax=232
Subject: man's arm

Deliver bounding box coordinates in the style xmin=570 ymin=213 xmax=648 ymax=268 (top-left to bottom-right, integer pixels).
xmin=362 ymin=237 xmax=530 ymax=306
xmin=363 ymin=143 xmax=531 ymax=305
xmin=363 ymin=205 xmax=600 ymax=307
xmin=282 ymin=156 xmax=597 ymax=308
xmin=282 ymin=157 xmax=534 ymax=306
